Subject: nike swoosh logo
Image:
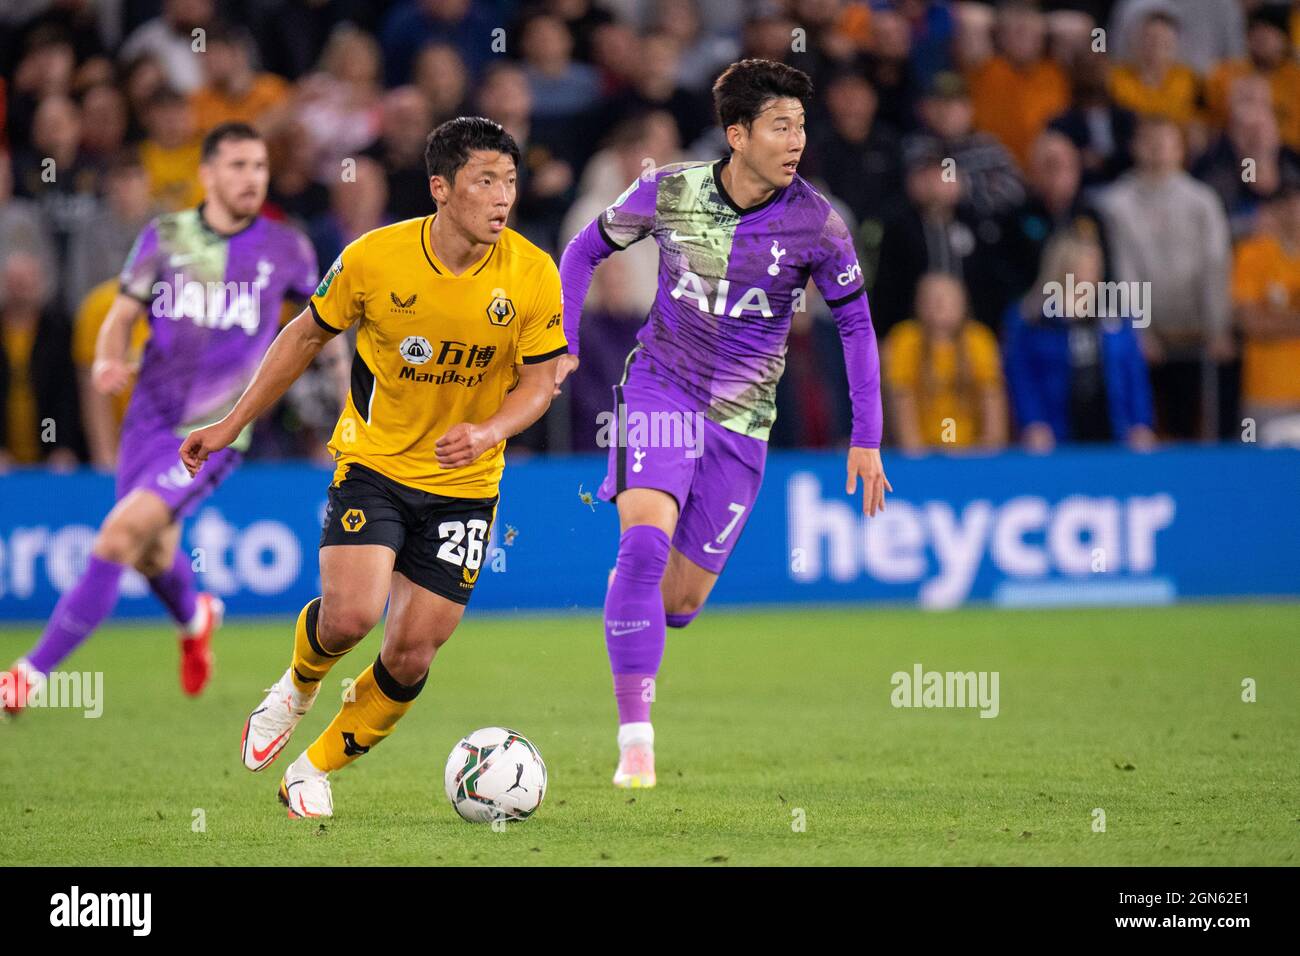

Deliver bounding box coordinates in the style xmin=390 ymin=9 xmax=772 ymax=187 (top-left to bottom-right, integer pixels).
xmin=702 ymin=542 xmax=728 ymax=554
xmin=251 ymin=726 xmax=290 ymax=763
xmin=168 ymin=253 xmax=204 ymax=267
xmin=610 ymin=627 xmax=647 ymax=636
xmin=669 ymin=230 xmax=702 ymax=243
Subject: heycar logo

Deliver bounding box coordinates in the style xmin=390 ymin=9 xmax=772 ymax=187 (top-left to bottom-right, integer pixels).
xmin=786 ymin=474 xmax=1175 ymax=607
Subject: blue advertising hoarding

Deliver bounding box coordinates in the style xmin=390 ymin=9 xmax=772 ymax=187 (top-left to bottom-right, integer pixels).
xmin=0 ymin=446 xmax=1296 ymax=621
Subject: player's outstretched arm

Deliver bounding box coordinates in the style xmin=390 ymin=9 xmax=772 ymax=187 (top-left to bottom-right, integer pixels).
xmin=179 ymin=309 xmax=334 ymax=476
xmin=826 ymin=289 xmax=890 ymax=516
xmin=91 ymin=294 xmax=148 ymax=396
xmin=435 ymin=358 xmax=562 ymax=469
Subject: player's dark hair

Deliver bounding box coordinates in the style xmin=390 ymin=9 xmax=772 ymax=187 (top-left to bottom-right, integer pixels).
xmin=712 ymin=59 xmax=813 ymax=132
xmin=424 ymin=116 xmax=521 ymax=184
xmin=201 ymin=121 xmax=263 ymax=162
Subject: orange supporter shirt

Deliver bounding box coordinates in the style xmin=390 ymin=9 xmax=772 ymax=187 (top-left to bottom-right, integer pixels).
xmin=1108 ymin=63 xmax=1201 ymax=126
xmin=1205 ymin=59 xmax=1300 ymax=151
xmin=1232 ymin=233 xmax=1300 ymax=404
xmin=966 ymin=56 xmax=1070 ymax=169
xmin=190 ymin=74 xmax=290 ymax=133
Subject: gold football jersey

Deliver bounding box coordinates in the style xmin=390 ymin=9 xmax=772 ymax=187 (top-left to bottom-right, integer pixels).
xmin=310 ymin=216 xmax=567 ymax=497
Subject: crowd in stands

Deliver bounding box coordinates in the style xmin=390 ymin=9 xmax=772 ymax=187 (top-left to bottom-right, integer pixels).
xmin=2 ymin=0 xmax=1299 ymax=472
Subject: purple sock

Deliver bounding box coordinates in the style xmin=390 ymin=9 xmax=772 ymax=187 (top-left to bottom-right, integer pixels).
xmin=27 ymin=555 xmax=125 ymax=673
xmin=149 ymin=546 xmax=198 ymax=627
xmin=666 ymin=608 xmax=700 ymax=629
xmin=605 ymin=525 xmax=669 ymax=724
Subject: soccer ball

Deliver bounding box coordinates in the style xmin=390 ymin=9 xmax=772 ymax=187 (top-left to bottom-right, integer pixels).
xmin=444 ymin=727 xmax=547 ymax=823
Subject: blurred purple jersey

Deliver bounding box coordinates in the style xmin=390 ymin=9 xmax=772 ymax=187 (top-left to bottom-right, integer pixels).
xmin=118 ymin=205 xmax=318 ymax=448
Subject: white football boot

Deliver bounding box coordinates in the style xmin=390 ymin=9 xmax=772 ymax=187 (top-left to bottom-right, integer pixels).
xmin=612 ymin=722 xmax=657 ymax=788
xmin=241 ymin=668 xmax=318 ymax=772
xmin=278 ymin=751 xmax=333 ymax=819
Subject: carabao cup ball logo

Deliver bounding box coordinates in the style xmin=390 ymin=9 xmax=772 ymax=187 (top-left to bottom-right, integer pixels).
xmin=400 ymin=336 xmax=433 ymax=365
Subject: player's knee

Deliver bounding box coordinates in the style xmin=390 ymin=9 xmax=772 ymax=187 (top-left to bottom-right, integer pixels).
xmin=133 ymin=553 xmax=169 ymax=578
xmin=614 ymin=525 xmax=671 ymax=584
xmin=381 ymin=644 xmax=435 ymax=686
xmin=317 ymin=604 xmax=377 ymax=649
xmin=92 ymin=523 xmax=140 ymax=566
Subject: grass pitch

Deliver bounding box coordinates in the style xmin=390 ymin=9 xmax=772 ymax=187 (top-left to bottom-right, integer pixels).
xmin=2 ymin=603 xmax=1296 ymax=866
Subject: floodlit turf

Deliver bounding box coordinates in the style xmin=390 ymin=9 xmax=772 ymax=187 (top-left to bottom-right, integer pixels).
xmin=2 ymin=603 xmax=1297 ymax=866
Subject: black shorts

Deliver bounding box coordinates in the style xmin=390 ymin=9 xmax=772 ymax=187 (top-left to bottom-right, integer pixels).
xmin=320 ymin=463 xmax=498 ymax=605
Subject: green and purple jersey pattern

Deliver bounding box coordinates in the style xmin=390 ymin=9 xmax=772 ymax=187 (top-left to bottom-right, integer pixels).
xmin=118 ymin=207 xmax=318 ymax=449
xmin=562 ymin=158 xmax=881 ymax=445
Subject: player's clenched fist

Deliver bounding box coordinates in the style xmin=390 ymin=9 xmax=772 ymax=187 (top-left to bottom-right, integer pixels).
xmin=435 ymin=422 xmax=502 ymax=469
xmin=180 ymin=421 xmax=237 ymax=477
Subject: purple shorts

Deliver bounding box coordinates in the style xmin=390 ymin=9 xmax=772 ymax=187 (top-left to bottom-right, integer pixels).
xmin=116 ymin=426 xmax=243 ymax=520
xmin=597 ymin=373 xmax=767 ymax=574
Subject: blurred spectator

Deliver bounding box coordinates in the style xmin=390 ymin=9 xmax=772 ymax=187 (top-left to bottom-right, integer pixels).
xmin=897 ymin=0 xmax=958 ymax=92
xmin=1107 ymin=10 xmax=1200 ymax=127
xmin=189 ymin=22 xmax=291 ymax=134
xmin=119 ymin=0 xmax=216 ymax=95
xmin=1204 ymin=6 xmax=1300 ymax=153
xmin=1231 ymin=182 xmax=1300 ymax=447
xmin=293 ymin=26 xmax=384 ymax=183
xmin=870 ymin=145 xmax=1004 ymax=335
xmin=364 ymin=86 xmax=435 ymax=222
xmin=607 ymin=32 xmax=713 ymax=151
xmin=1048 ymin=50 xmax=1136 ymax=187
xmin=265 ymin=120 xmax=331 ymax=225
xmin=308 ymin=156 xmax=390 ymax=272
xmin=587 ymin=20 xmax=642 ymax=94
xmin=966 ymin=0 xmax=1070 ymax=169
xmin=71 ymin=277 xmax=150 ymax=470
xmin=1003 ymin=229 xmax=1155 ymax=452
xmin=652 ymin=0 xmax=740 ymax=92
xmin=952 ymin=0 xmax=995 ymax=73
xmin=740 ymin=10 xmax=800 ymax=65
xmin=79 ymin=84 xmax=129 ymax=164
xmin=253 ymin=0 xmax=380 ymax=82
xmin=560 ymin=112 xmax=681 ymax=316
xmin=546 ymin=0 xmax=617 ymax=65
xmin=1042 ymin=7 xmax=1095 ymax=66
xmin=479 ymin=62 xmax=578 ymax=251
xmin=1096 ymin=116 xmax=1231 ymax=440
xmin=412 ymin=43 xmax=470 ymax=125
xmin=999 ymin=131 xmax=1106 ymax=300
xmin=906 ymin=70 xmax=1024 ymax=219
xmin=6 ymin=31 xmax=77 ymax=155
xmin=121 ymin=54 xmax=169 ymax=142
xmin=1193 ymin=75 xmax=1300 ymax=240
xmin=65 ymin=152 xmax=157 ymax=316
xmin=804 ymin=71 xmax=902 ymax=230
xmin=1109 ymin=0 xmax=1245 ymax=77
xmin=2 ymin=0 xmax=106 ymax=78
xmin=884 ymin=272 xmax=1007 ymax=452
xmin=380 ymin=0 xmax=496 ymax=88
xmin=783 ymin=0 xmax=863 ymax=92
xmin=0 ymin=150 xmax=56 ymax=282
xmin=520 ymin=11 xmax=603 ymax=121
xmin=0 ymin=251 xmax=82 ymax=469
xmin=137 ymin=89 xmax=203 ymax=211
xmin=862 ymin=6 xmax=919 ymax=133
xmin=12 ymin=94 xmax=100 ymax=271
